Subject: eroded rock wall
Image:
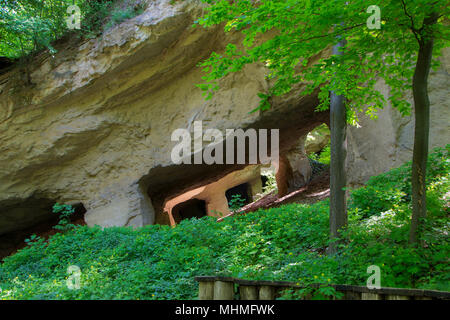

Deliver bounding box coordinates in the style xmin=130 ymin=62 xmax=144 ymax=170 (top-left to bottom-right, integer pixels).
xmin=0 ymin=0 xmax=325 ymax=234
xmin=0 ymin=0 xmax=448 ymax=235
xmin=164 ymin=165 xmax=262 ymax=224
xmin=346 ymin=47 xmax=450 ymax=186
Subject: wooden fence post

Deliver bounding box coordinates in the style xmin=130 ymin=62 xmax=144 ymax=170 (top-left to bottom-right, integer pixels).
xmin=214 ymin=280 xmax=235 ymax=300
xmin=195 ymin=276 xmax=450 ymax=300
xmin=198 ymin=281 xmax=215 ymax=300
xmin=259 ymin=286 xmax=275 ymax=300
xmin=240 ymin=285 xmax=258 ymax=300
xmin=386 ymin=295 xmax=410 ymax=300
xmin=414 ymin=296 xmax=432 ymax=300
xmin=361 ymin=292 xmax=383 ymax=300
xmin=343 ymin=291 xmax=361 ymax=300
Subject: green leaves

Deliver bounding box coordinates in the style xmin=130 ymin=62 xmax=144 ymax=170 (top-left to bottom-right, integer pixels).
xmin=0 ymin=1 xmax=146 ymax=59
xmin=196 ymin=0 xmax=448 ymax=118
xmin=228 ymin=194 xmax=246 ymax=212
xmin=349 ymin=145 xmax=450 ymax=219
xmin=0 ymin=147 xmax=448 ymax=299
xmin=52 ymin=203 xmax=76 ymax=231
xmin=0 ymin=0 xmax=76 ymax=58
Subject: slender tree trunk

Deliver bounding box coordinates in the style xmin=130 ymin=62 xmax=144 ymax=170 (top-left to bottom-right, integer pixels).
xmin=409 ymin=13 xmax=438 ymax=244
xmin=329 ymin=39 xmax=348 ymax=254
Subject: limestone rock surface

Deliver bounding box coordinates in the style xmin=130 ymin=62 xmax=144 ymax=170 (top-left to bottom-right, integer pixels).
xmin=0 ymin=0 xmax=448 ymax=234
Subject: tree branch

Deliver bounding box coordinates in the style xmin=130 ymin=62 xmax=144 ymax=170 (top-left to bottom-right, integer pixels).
xmin=400 ymin=0 xmax=417 ymax=31
xmin=295 ymin=23 xmax=366 ymax=44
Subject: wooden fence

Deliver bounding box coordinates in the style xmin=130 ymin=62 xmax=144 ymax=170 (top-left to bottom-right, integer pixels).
xmin=195 ymin=276 xmax=450 ymax=300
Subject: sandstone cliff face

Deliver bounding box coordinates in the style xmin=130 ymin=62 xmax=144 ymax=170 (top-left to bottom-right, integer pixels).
xmin=0 ymin=0 xmax=448 ymax=235
xmin=0 ymin=0 xmax=325 ymax=234
xmin=164 ymin=165 xmax=263 ymax=225
xmin=346 ymin=47 xmax=450 ymax=186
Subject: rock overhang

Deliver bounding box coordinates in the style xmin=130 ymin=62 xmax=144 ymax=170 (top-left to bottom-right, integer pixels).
xmin=0 ymin=0 xmax=327 ymax=233
xmin=0 ymin=0 xmax=448 ymax=235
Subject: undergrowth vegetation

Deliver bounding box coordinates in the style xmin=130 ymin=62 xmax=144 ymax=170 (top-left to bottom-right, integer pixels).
xmin=308 ymin=144 xmax=331 ymax=165
xmin=0 ymin=147 xmax=448 ymax=300
xmin=0 ymin=0 xmax=145 ymax=60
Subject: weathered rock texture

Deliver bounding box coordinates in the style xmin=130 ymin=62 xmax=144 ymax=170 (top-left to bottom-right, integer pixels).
xmin=305 ymin=124 xmax=330 ymax=154
xmin=276 ymin=136 xmax=312 ymax=197
xmin=346 ymin=47 xmax=450 ymax=186
xmin=0 ymin=0 xmax=448 ymax=235
xmin=164 ymin=165 xmax=262 ymax=225
xmin=0 ymin=0 xmax=326 ymax=235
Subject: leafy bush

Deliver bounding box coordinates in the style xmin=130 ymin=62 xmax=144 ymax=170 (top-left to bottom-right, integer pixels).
xmin=228 ymin=194 xmax=246 ymax=212
xmin=308 ymin=143 xmax=331 ymax=165
xmin=0 ymin=147 xmax=448 ymax=299
xmin=261 ymin=170 xmax=278 ymax=195
xmin=253 ymin=170 xmax=278 ymax=201
xmin=0 ymin=0 xmax=145 ymax=60
xmin=317 ymin=144 xmax=331 ymax=165
xmin=349 ymin=145 xmax=449 ymax=218
xmin=52 ymin=203 xmax=76 ymax=231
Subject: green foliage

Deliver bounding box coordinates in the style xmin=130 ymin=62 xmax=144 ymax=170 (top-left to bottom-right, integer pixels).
xmin=254 ymin=170 xmax=278 ymax=201
xmin=228 ymin=194 xmax=246 ymax=212
xmin=0 ymin=148 xmax=448 ymax=299
xmin=79 ymin=0 xmax=115 ymax=38
xmin=349 ymin=145 xmax=449 ymax=219
xmin=52 ymin=203 xmax=76 ymax=231
xmin=318 ymin=145 xmax=331 ymax=165
xmin=0 ymin=0 xmax=145 ymax=59
xmin=308 ymin=143 xmax=331 ymax=165
xmin=263 ymin=171 xmax=278 ymax=194
xmin=195 ymin=0 xmax=449 ymax=120
xmin=104 ymin=3 xmax=145 ymax=31
xmin=24 ymin=234 xmax=41 ymax=246
xmin=1 ymin=0 xmax=71 ymax=58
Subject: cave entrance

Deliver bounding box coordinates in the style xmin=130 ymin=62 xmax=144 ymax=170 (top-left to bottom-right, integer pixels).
xmin=171 ymin=198 xmax=207 ymax=224
xmin=225 ymin=183 xmax=252 ymax=205
xmin=261 ymin=175 xmax=269 ymax=189
xmin=159 ymin=166 xmax=264 ymax=226
xmin=0 ymin=201 xmax=86 ymax=261
xmin=305 ymin=123 xmax=330 ymax=161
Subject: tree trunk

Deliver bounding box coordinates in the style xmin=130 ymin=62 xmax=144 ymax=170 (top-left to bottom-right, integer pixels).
xmin=329 ymin=39 xmax=348 ymax=254
xmin=409 ymin=13 xmax=438 ymax=244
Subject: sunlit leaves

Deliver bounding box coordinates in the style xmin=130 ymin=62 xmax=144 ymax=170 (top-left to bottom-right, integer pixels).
xmin=0 ymin=0 xmax=77 ymax=58
xmin=0 ymin=147 xmax=448 ymax=299
xmin=196 ymin=0 xmax=449 ymax=119
xmin=0 ymin=0 xmax=118 ymax=59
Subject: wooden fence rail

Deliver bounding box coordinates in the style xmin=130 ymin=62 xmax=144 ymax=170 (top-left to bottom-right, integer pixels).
xmin=195 ymin=276 xmax=450 ymax=300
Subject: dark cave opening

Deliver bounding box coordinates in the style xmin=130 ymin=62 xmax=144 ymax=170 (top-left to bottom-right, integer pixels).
xmin=225 ymin=183 xmax=252 ymax=205
xmin=0 ymin=202 xmax=87 ymax=261
xmin=261 ymin=175 xmax=269 ymax=190
xmin=171 ymin=198 xmax=207 ymax=224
